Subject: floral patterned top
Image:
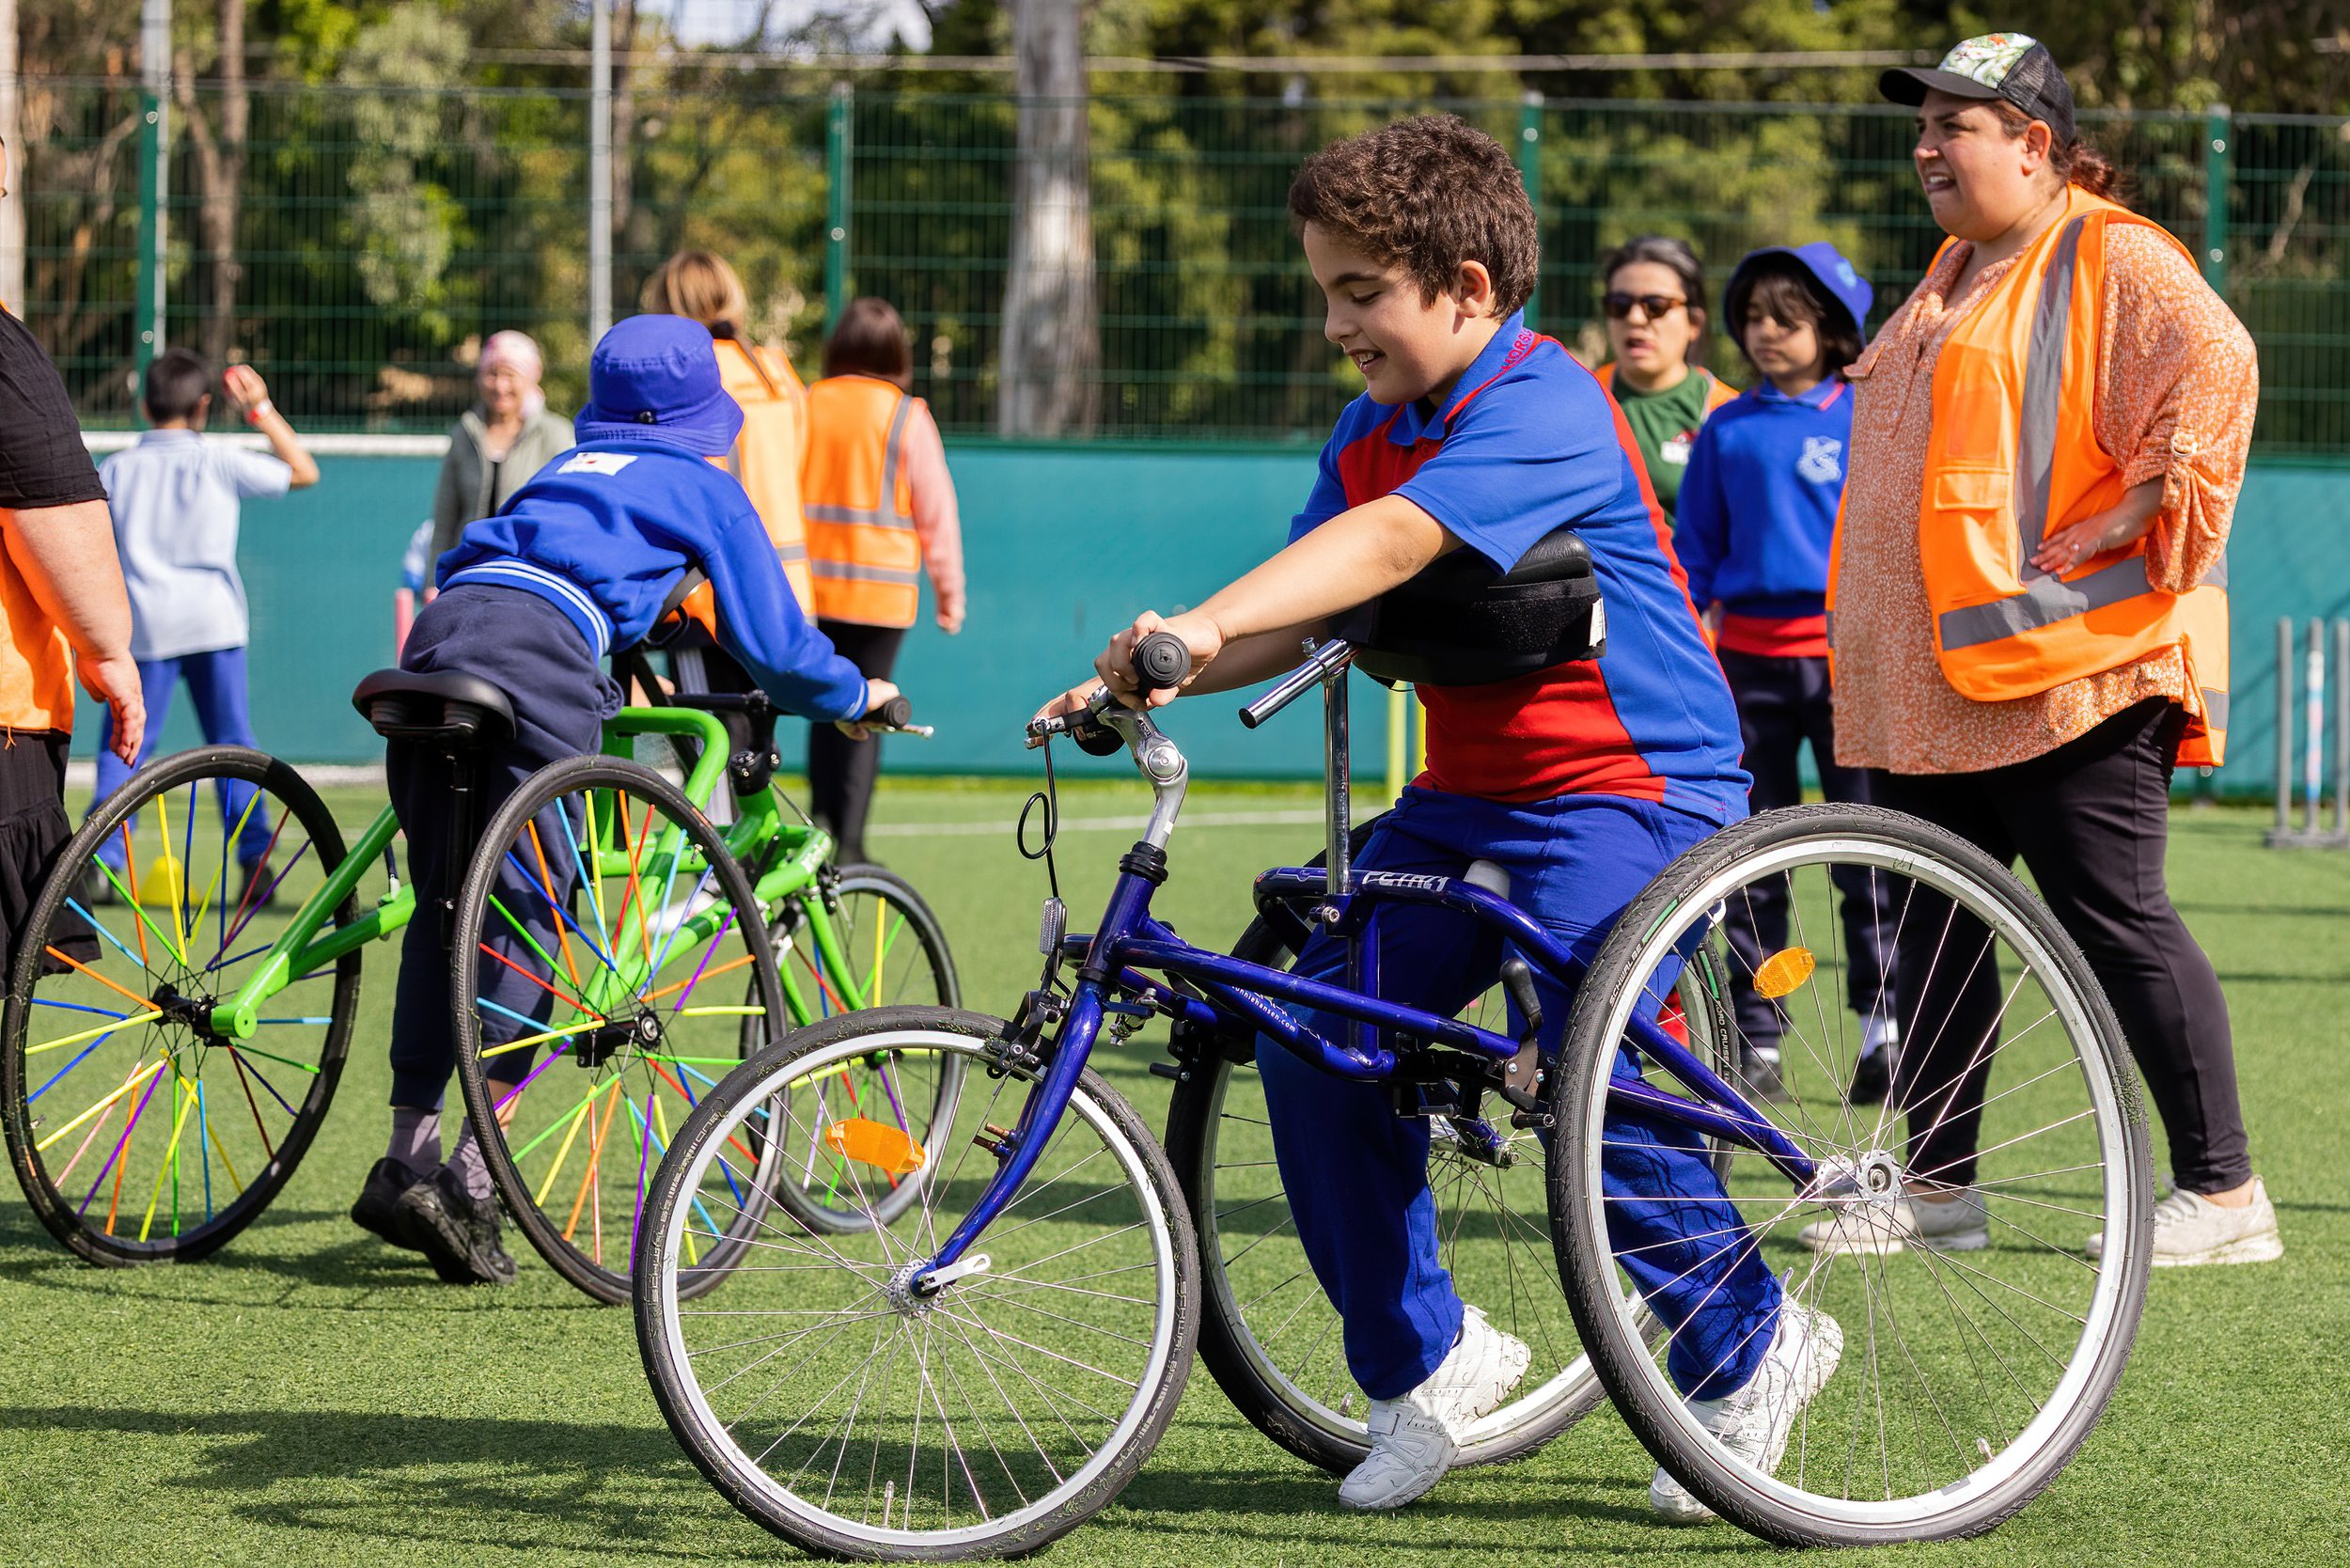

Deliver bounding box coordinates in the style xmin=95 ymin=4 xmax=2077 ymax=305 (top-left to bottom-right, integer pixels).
xmin=1830 ymin=220 xmax=2257 ymax=775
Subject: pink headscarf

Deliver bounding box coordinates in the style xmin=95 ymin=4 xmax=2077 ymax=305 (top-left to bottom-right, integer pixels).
xmin=478 ymin=330 xmax=547 ymax=418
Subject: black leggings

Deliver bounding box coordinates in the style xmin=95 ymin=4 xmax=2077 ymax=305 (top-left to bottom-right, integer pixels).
xmin=1874 ymin=699 xmax=2249 ymax=1194
xmin=806 ymin=619 xmax=906 ymax=863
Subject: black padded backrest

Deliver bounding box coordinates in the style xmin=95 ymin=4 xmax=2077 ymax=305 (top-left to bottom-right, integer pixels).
xmin=351 ymin=668 xmax=517 ymax=746
xmin=1341 ymin=525 xmax=1606 ymax=688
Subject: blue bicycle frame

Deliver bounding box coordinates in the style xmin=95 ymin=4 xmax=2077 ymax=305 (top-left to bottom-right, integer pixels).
xmin=911 ymin=643 xmax=1818 ymax=1288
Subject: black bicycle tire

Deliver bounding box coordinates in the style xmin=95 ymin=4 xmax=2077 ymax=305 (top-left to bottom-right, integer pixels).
xmin=635 ymin=1005 xmax=1200 ymax=1560
xmin=1548 ymin=803 xmax=2152 ymax=1545
xmin=1 ymin=745 xmax=357 ymax=1265
xmin=450 ymin=755 xmax=787 ymax=1304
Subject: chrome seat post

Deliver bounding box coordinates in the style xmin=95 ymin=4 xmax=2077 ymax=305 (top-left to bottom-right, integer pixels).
xmin=1320 ymin=643 xmax=1350 ymax=899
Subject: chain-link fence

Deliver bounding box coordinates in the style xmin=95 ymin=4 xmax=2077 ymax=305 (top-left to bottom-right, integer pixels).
xmin=19 ymin=78 xmax=2347 ymax=452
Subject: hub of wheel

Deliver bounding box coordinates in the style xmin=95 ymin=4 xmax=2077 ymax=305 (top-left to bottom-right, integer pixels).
xmin=149 ymin=981 xmax=224 ymax=1043
xmin=577 ymin=1010 xmax=663 ymax=1069
xmin=1806 ymin=1149 xmax=1909 ymax=1215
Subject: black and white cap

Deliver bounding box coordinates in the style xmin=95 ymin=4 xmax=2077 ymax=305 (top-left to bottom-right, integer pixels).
xmin=1881 ymin=33 xmax=2076 ymax=148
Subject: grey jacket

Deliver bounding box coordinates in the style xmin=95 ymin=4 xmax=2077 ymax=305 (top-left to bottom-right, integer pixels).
xmin=430 ymin=405 xmax=575 ymax=562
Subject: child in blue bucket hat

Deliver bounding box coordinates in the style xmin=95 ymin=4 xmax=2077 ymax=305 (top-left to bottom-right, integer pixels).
xmin=1672 ymin=241 xmax=1904 ymax=1108
xmin=352 ymin=314 xmax=903 ymax=1283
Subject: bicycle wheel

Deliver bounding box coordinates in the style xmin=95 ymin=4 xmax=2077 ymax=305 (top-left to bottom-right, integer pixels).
xmin=1164 ymin=820 xmax=1605 ymax=1475
xmin=451 ymin=756 xmax=786 ymax=1304
xmin=1550 ymin=804 xmax=2151 ymax=1544
xmin=1 ymin=746 xmax=357 ymax=1264
xmin=759 ymin=864 xmax=966 ymax=1234
xmin=636 ymin=1007 xmax=1198 ymax=1560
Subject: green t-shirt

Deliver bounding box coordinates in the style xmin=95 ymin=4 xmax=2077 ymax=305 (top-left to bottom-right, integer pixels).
xmin=1610 ymin=368 xmax=1730 ymax=522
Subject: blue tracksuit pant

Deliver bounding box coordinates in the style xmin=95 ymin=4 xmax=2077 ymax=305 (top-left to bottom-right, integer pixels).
xmin=91 ymin=647 xmax=274 ymax=870
xmin=384 ymin=585 xmax=619 ymax=1109
xmin=1257 ymin=786 xmax=1782 ymax=1403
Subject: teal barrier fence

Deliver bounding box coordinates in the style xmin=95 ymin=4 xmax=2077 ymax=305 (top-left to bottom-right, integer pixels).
xmin=83 ymin=446 xmax=2345 ymax=798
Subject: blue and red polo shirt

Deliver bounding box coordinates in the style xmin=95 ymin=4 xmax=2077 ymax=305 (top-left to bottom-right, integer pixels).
xmin=1292 ymin=313 xmax=1749 ymax=823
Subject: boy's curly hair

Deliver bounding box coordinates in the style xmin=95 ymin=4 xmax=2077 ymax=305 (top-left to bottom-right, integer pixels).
xmin=1288 ymin=115 xmax=1540 ymax=320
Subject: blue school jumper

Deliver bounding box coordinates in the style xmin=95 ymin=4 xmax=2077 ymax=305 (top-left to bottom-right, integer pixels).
xmin=1267 ymin=316 xmax=1779 ymax=1402
xmin=384 ymin=443 xmax=868 ymax=1110
xmin=1672 ymin=381 xmax=1895 ymax=1048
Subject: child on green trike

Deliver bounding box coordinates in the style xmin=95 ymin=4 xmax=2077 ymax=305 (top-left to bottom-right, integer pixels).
xmin=351 ymin=315 xmax=907 ymax=1285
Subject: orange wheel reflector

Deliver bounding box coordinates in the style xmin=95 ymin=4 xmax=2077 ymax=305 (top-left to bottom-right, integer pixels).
xmin=824 ymin=1118 xmax=927 ymax=1176
xmin=1752 ymin=947 xmax=1816 ymax=1000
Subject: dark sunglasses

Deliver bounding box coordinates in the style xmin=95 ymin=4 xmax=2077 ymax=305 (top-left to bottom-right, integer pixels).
xmin=1602 ymin=291 xmax=1688 ymax=321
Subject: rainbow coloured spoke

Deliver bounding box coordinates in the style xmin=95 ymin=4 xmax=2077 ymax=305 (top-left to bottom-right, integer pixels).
xmin=2 ymin=750 xmax=356 ymax=1264
xmin=452 ymin=758 xmax=787 ymax=1304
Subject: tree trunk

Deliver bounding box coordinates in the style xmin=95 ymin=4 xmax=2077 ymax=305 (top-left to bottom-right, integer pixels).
xmin=0 ymin=0 xmax=24 ymax=313
xmin=996 ymin=0 xmax=1098 ymax=437
xmin=175 ymin=0 xmax=248 ymax=366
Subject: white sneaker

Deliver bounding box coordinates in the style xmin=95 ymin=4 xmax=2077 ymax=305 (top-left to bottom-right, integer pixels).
xmin=1338 ymin=1304 xmax=1531 ymax=1510
xmin=1798 ymin=1187 xmax=1988 ymax=1255
xmin=2087 ymin=1176 xmax=2282 ymax=1267
xmin=1651 ymin=1302 xmax=1845 ymax=1524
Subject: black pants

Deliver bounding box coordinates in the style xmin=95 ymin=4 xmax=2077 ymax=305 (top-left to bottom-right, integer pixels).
xmin=0 ymin=729 xmax=92 ymax=971
xmin=806 ymin=619 xmax=906 ymax=863
xmin=1874 ymin=698 xmax=2249 ymax=1193
xmin=384 ymin=586 xmax=619 ymax=1110
xmin=1718 ymin=650 xmax=1894 ymax=1046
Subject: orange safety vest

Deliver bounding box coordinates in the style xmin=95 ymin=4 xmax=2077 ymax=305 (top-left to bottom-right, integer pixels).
xmin=1830 ymin=186 xmax=2230 ymax=766
xmin=802 ymin=375 xmax=923 ymax=628
xmin=0 ymin=528 xmax=72 ymax=732
xmin=713 ymin=337 xmax=815 ymax=612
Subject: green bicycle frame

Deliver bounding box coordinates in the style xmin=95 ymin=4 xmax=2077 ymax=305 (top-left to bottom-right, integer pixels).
xmin=211 ymin=704 xmax=887 ymax=1041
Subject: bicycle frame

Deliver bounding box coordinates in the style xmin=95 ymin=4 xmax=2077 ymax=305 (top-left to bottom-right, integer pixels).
xmin=208 ymin=703 xmax=887 ymax=1043
xmin=912 ymin=654 xmax=1818 ymax=1287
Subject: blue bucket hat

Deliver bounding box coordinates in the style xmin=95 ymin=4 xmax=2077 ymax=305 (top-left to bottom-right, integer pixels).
xmin=1726 ymin=242 xmax=1874 ymax=344
xmin=574 ymin=314 xmax=745 ymax=456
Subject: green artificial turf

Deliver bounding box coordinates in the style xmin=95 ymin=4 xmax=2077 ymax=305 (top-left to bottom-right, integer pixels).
xmin=0 ymin=776 xmax=2342 ymax=1567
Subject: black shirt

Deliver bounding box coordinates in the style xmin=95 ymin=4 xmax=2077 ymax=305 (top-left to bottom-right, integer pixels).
xmin=0 ymin=309 xmax=104 ymax=510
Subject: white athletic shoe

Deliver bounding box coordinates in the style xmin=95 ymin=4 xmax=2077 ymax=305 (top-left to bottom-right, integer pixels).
xmin=1651 ymin=1302 xmax=1845 ymax=1524
xmin=1797 ymin=1187 xmax=1988 ymax=1256
xmin=2087 ymin=1176 xmax=2282 ymax=1267
xmin=1338 ymin=1304 xmax=1532 ymax=1511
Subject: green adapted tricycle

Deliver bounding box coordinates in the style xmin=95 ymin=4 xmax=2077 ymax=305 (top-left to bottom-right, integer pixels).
xmin=1 ymin=671 xmax=956 ymax=1302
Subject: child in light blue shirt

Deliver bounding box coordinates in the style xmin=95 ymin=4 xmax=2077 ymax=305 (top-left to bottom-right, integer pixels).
xmin=86 ymin=351 xmax=318 ymax=902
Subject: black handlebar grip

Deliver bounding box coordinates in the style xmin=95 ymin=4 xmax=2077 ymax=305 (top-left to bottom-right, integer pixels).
xmin=1068 ymin=712 xmax=1126 ymax=757
xmin=873 ymin=694 xmax=913 ymax=729
xmin=1133 ymin=631 xmax=1193 ymax=692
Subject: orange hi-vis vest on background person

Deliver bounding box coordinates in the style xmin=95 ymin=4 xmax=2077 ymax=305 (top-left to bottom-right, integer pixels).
xmin=802 ymin=374 xmax=922 ymax=628
xmin=713 ymin=337 xmax=815 ymax=611
xmin=1828 ymin=185 xmax=2230 ymax=765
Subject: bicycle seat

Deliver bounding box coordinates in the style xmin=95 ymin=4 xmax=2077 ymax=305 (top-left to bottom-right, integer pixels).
xmin=1341 ymin=525 xmax=1606 ymax=687
xmin=352 ymin=668 xmax=516 ymax=746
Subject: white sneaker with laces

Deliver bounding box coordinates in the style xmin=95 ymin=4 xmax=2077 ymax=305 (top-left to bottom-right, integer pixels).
xmin=1797 ymin=1187 xmax=1988 ymax=1255
xmin=1651 ymin=1302 xmax=1845 ymax=1524
xmin=2087 ymin=1176 xmax=2281 ymax=1267
xmin=1338 ymin=1304 xmax=1531 ymax=1510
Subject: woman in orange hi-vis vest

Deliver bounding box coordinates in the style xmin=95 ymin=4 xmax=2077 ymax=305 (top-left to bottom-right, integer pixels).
xmin=638 ymin=251 xmax=819 ymax=754
xmin=801 ymin=298 xmax=966 ymax=862
xmin=1824 ymin=35 xmax=2276 ymax=1268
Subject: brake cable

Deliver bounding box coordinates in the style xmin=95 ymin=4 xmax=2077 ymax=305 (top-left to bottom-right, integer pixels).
xmin=1017 ymin=734 xmax=1063 ymax=904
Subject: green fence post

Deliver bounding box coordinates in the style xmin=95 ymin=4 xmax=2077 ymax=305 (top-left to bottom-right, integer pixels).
xmin=826 ymin=83 xmax=853 ymax=333
xmin=2202 ymin=103 xmax=2231 ymax=294
xmin=1517 ymin=90 xmax=1543 ymax=330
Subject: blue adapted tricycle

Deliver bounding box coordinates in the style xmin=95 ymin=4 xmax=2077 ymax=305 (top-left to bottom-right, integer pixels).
xmin=632 ymin=626 xmax=2152 ymax=1560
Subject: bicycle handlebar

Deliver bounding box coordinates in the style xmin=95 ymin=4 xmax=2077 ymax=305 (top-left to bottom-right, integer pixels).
xmin=1240 ymin=638 xmax=1354 ymax=729
xmin=1132 ymin=631 xmax=1193 ymax=693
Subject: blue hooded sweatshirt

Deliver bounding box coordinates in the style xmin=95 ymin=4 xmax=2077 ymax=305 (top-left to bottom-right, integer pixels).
xmin=440 ymin=441 xmax=869 ymax=721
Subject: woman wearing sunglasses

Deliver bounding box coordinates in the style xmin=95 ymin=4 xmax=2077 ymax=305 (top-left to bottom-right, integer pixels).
xmin=1594 ymin=235 xmax=1737 ymax=523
